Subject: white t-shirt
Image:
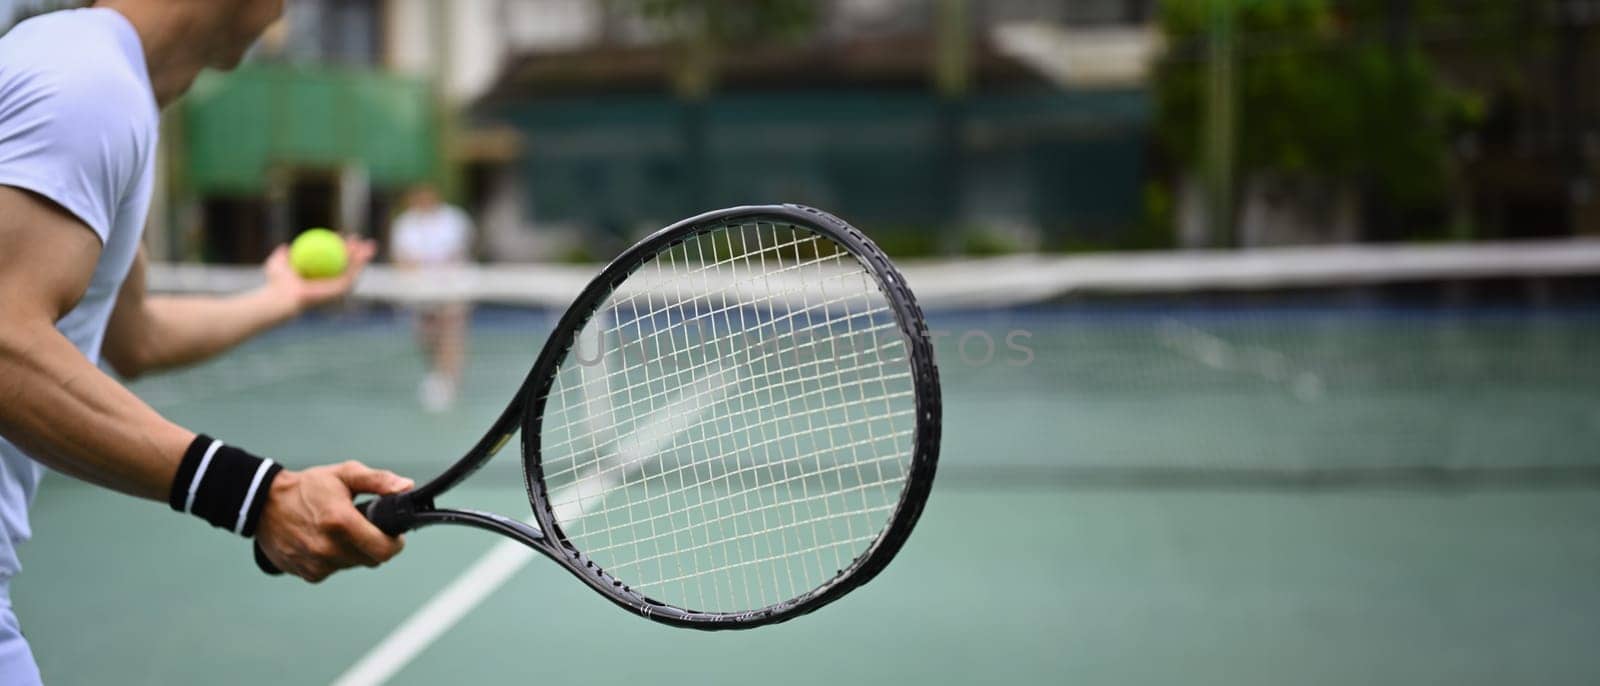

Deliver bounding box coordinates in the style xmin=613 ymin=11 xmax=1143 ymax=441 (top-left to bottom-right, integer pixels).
xmin=0 ymin=8 xmax=158 ymax=576
xmin=391 ymin=205 xmax=474 ymax=267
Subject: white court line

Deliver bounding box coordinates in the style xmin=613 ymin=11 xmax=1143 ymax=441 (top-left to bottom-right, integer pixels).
xmin=330 ymin=364 xmax=735 ymax=686
xmin=330 ymin=484 xmax=615 ymax=686
xmin=331 ymin=534 xmax=536 ymax=686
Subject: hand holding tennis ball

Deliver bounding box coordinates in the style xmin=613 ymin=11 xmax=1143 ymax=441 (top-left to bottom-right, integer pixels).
xmin=264 ymin=229 xmax=376 ymax=313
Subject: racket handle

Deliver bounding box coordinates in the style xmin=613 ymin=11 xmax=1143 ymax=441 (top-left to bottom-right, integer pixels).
xmin=252 ymin=493 xmax=417 ymax=576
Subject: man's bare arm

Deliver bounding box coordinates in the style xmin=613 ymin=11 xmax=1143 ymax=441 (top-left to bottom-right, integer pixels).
xmin=0 ymin=187 xmax=406 ymax=582
xmin=104 ymin=240 xmax=375 ymax=379
xmin=0 ymin=188 xmax=188 ymax=498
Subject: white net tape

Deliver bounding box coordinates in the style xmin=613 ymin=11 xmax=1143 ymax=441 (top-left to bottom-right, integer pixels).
xmin=537 ymin=221 xmax=918 ymax=613
xmin=147 ymin=237 xmax=1600 ymax=310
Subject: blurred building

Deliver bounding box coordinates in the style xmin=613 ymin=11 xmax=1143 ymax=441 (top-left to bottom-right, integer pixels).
xmin=11 ymin=0 xmax=1162 ymax=260
xmin=461 ymin=0 xmax=1161 ymax=259
xmin=7 ymin=1 xmax=1595 ymax=260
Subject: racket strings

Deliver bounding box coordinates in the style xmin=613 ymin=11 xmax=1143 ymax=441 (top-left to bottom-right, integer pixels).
xmin=724 ymin=224 xmax=902 ymax=607
xmin=534 ymin=273 xmax=902 ymax=476
xmin=536 ymin=255 xmax=873 ymax=438
xmin=536 ymin=247 xmax=883 ymax=415
xmin=565 ymin=412 xmax=915 ymax=543
xmin=544 ymin=374 xmax=914 ymax=521
xmin=540 ymin=228 xmax=883 ymax=455
xmin=539 ymin=355 xmax=910 ymax=469
xmin=539 ymin=221 xmax=916 ymax=613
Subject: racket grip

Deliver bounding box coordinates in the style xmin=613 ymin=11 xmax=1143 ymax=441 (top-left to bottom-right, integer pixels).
xmin=252 ymin=493 xmax=417 ymax=576
xmin=360 ymin=493 xmax=417 ymax=537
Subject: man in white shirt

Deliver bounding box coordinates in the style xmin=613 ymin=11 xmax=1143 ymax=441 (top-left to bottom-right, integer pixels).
xmin=389 ymin=184 xmax=475 ymax=412
xmin=0 ymin=2 xmax=412 ymax=682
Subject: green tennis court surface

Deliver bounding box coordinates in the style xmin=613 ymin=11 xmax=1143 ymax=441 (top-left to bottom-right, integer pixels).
xmin=14 ymin=305 xmax=1600 ymax=685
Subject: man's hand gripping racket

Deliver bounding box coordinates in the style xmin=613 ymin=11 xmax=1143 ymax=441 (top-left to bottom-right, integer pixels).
xmin=255 ymin=205 xmax=941 ymax=629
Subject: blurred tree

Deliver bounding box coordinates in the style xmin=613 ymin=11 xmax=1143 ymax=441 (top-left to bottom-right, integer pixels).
xmin=630 ymin=0 xmax=818 ymax=45
xmin=932 ymin=0 xmax=972 ymax=254
xmin=623 ymin=0 xmax=819 ymax=213
xmin=1155 ymin=0 xmax=1509 ymax=244
xmin=628 ymin=0 xmax=817 ymax=94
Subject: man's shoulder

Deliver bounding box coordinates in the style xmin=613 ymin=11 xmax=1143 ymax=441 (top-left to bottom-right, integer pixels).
xmin=2 ymin=10 xmax=114 ymax=65
xmin=0 ymin=10 xmax=155 ymax=126
xmin=0 ymin=10 xmax=158 ymax=240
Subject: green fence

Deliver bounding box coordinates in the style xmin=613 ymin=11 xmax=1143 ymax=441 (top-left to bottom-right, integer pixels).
xmin=182 ymin=65 xmax=439 ymax=194
xmin=491 ymin=88 xmax=1149 ymax=244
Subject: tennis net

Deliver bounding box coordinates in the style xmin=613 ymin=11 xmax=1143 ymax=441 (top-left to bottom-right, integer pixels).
xmin=137 ymin=238 xmax=1600 ymax=490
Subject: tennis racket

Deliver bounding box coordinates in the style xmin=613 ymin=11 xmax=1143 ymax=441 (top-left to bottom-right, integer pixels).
xmin=255 ymin=205 xmax=941 ymax=629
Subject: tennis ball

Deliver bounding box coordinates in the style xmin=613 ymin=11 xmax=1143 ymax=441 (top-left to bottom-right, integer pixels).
xmin=289 ymin=228 xmax=348 ymax=279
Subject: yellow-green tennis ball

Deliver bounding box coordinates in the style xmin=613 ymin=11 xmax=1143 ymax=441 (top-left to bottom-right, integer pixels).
xmin=289 ymin=228 xmax=347 ymax=279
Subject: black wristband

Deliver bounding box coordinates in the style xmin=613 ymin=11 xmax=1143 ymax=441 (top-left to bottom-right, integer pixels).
xmin=168 ymin=434 xmax=283 ymax=537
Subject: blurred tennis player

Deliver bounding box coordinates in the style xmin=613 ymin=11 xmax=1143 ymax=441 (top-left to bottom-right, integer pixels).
xmin=389 ymin=183 xmax=476 ymax=412
xmin=0 ymin=1 xmax=412 ymax=681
